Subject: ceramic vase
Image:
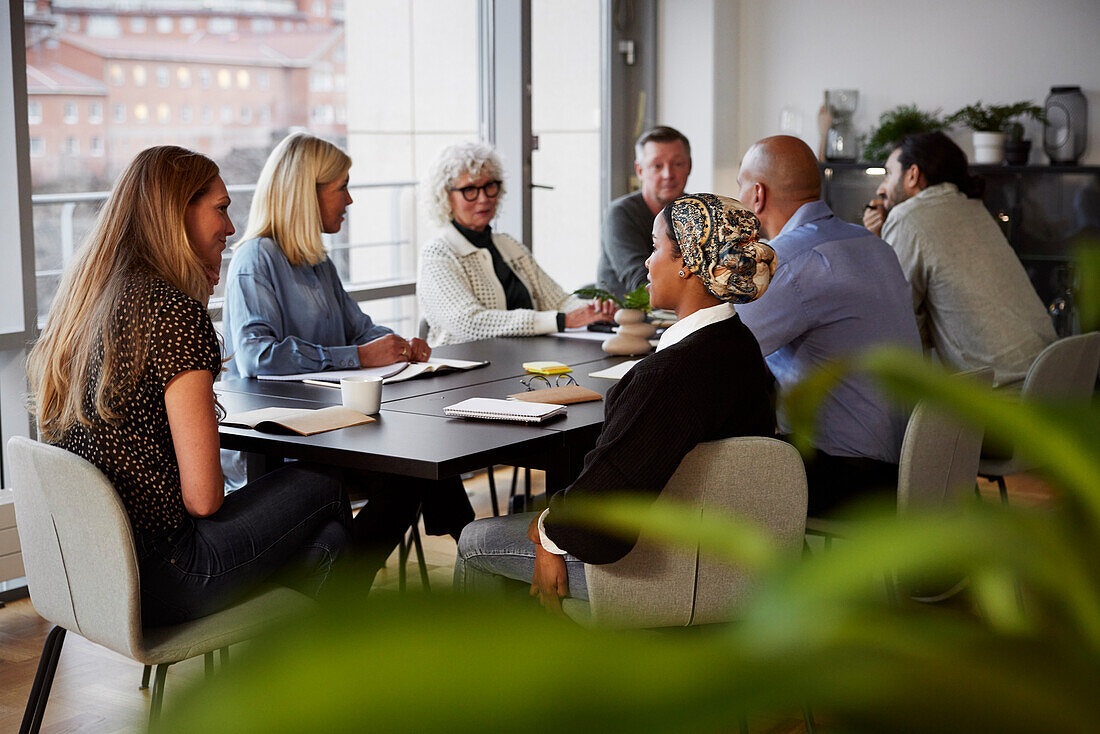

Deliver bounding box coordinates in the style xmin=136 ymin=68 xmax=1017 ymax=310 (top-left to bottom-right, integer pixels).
xmin=601 ymin=308 xmax=656 ymax=356
xmin=972 ymin=131 xmax=1006 ymax=164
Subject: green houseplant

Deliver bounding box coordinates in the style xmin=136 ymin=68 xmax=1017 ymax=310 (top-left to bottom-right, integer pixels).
xmin=572 ymin=283 xmax=651 ymax=313
xmin=862 ymin=104 xmax=947 ymax=164
xmin=947 ymin=101 xmax=1047 ymax=164
xmin=573 ymin=284 xmax=655 ymax=355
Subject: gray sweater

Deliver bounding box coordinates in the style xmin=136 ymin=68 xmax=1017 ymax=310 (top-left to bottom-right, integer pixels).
xmin=596 ymin=191 xmax=654 ymax=298
xmin=882 ymin=183 xmax=1056 ymax=385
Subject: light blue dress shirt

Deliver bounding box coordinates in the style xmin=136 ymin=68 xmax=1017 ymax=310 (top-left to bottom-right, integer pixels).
xmin=736 ymin=200 xmax=922 ymax=464
xmin=222 ymin=237 xmax=393 ymax=377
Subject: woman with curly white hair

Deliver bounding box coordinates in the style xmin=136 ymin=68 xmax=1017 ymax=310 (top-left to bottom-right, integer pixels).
xmin=418 ymin=141 xmax=615 ymax=345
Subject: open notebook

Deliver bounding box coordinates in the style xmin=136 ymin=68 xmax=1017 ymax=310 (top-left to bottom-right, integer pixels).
xmin=443 ymin=397 xmax=567 ymax=424
xmin=257 ymin=357 xmax=489 ymax=386
xmin=220 ymin=406 xmax=374 ymax=435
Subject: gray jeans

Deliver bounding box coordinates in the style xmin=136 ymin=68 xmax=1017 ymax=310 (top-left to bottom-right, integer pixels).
xmin=453 ymin=512 xmax=588 ymax=600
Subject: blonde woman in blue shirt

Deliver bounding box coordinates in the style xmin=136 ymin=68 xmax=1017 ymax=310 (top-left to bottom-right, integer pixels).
xmin=225 ymin=132 xmax=429 ymax=376
xmin=224 ymin=132 xmax=473 ymax=578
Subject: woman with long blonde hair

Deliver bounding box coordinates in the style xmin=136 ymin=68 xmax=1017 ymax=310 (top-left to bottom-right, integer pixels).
xmin=224 ymin=131 xmax=430 ymax=376
xmin=224 ymin=132 xmax=474 ymax=579
xmin=28 ymin=146 xmax=354 ymax=625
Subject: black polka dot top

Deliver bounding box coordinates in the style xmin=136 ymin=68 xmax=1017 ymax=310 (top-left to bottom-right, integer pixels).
xmin=55 ymin=274 xmax=221 ymax=547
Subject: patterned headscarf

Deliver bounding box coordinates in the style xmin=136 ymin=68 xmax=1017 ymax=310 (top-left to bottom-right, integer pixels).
xmin=665 ymin=193 xmax=777 ymax=304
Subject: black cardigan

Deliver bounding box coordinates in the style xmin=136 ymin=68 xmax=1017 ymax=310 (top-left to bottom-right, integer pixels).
xmin=543 ymin=314 xmax=776 ymax=564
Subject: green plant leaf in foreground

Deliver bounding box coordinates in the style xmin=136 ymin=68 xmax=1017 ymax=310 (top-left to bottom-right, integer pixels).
xmin=154 ymin=592 xmax=768 ymax=734
xmin=154 ymin=582 xmax=1100 ymax=734
xmin=557 ymin=493 xmax=1100 ymax=654
xmin=1076 ymin=242 xmax=1100 ymax=332
xmin=785 ymin=346 xmax=1100 ymax=528
xmin=154 ymin=347 xmax=1100 ymax=733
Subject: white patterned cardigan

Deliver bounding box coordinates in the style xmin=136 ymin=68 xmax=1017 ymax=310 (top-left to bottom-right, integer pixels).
xmin=417 ymin=222 xmax=585 ymax=346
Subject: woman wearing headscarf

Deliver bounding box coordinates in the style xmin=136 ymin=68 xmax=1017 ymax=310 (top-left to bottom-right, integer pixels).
xmin=454 ymin=194 xmax=778 ymax=610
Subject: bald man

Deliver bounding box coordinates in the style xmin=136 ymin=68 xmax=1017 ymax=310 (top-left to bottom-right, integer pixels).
xmin=734 ymin=135 xmax=922 ymax=516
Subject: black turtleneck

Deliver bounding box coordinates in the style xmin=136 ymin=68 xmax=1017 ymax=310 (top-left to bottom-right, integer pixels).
xmin=452 ymin=220 xmax=535 ymax=311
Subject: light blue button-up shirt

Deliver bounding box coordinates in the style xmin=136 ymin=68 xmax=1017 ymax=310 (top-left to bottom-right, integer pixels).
xmin=222 ymin=236 xmax=393 ymax=377
xmin=736 ymin=200 xmax=921 ymax=464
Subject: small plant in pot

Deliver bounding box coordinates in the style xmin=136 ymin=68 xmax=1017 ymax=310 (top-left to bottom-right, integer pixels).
xmin=573 ymin=284 xmax=656 ymax=355
xmin=946 ymin=101 xmax=1047 ymax=165
xmin=1003 ymin=122 xmax=1032 ymax=165
xmin=861 ymin=104 xmax=947 ymax=164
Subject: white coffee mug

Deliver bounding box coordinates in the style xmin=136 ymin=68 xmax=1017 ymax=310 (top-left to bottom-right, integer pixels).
xmin=341 ymin=375 xmax=382 ymax=414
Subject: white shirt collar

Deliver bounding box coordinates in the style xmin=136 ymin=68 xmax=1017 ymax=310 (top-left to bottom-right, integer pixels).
xmin=656 ymin=302 xmax=736 ymax=351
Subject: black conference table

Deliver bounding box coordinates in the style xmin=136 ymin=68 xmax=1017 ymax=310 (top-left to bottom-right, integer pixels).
xmin=216 ymin=336 xmax=637 ymax=491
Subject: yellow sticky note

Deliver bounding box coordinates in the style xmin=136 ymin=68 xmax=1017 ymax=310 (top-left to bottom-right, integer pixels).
xmin=523 ymin=361 xmax=572 ymax=375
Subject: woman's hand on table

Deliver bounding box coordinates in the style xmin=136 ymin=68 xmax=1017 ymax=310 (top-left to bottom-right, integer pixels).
xmin=862 ymin=197 xmax=886 ymax=237
xmin=564 ymin=299 xmax=618 ymax=329
xmin=358 ymin=334 xmax=411 ymax=366
xmin=527 ymin=514 xmax=568 ymax=614
xmin=358 ymin=334 xmax=433 ymax=366
xmin=408 ymin=337 xmax=432 ymax=362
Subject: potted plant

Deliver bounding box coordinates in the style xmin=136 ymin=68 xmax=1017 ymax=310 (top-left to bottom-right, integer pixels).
xmin=573 ymin=284 xmax=655 ymax=355
xmin=1003 ymin=122 xmax=1032 ymax=165
xmin=946 ymin=101 xmax=1047 ymax=164
xmin=862 ymin=104 xmax=947 ymax=164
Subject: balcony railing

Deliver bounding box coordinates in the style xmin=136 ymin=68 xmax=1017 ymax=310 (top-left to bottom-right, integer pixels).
xmin=31 ymin=180 xmax=420 ymax=330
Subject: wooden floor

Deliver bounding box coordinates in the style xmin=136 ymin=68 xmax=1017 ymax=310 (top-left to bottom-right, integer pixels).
xmin=0 ymin=470 xmax=1054 ymax=733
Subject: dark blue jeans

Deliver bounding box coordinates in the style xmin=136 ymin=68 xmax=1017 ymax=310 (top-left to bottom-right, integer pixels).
xmin=138 ymin=463 xmax=353 ymax=626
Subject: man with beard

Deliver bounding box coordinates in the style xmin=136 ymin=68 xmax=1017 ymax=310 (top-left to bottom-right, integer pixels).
xmin=864 ymin=131 xmax=1055 ymax=385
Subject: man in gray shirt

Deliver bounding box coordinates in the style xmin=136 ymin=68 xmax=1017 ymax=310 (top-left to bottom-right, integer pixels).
xmin=596 ymin=126 xmax=691 ymax=297
xmin=864 ymin=132 xmax=1056 ymax=385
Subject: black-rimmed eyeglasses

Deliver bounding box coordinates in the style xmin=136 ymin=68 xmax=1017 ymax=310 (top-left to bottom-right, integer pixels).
xmin=450 ymin=180 xmax=502 ymax=202
xmin=520 ymin=373 xmax=578 ymax=391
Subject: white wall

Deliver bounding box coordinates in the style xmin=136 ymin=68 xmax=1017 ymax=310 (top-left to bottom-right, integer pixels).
xmin=660 ymin=0 xmax=1100 ymax=194
xmin=656 ymin=0 xmax=741 ymax=195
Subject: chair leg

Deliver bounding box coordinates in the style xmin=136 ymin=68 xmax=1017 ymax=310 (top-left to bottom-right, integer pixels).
xmin=996 ymin=475 xmax=1010 ymax=505
xmin=148 ymin=663 xmax=171 ymax=727
xmin=804 ymin=705 xmax=817 ymax=733
xmin=398 ymin=522 xmax=410 ymax=593
xmin=219 ymin=646 xmax=229 ymax=666
xmin=410 ymin=510 xmax=431 ymax=592
xmin=883 ymin=574 xmax=901 ymax=608
xmin=509 ymin=466 xmax=520 ymax=501
xmin=486 ymin=465 xmax=500 ymax=517
xmin=524 ymin=467 xmax=532 ymax=504
xmin=204 ymin=651 xmax=214 ymax=680
xmin=20 ymin=625 xmax=66 ymax=734
xmin=140 ymin=664 xmax=152 ymax=690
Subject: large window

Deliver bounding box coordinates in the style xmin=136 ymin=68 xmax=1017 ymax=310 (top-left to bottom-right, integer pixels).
xmin=22 ymin=1 xmax=606 ymax=342
xmin=24 ymin=1 xmax=416 ymax=336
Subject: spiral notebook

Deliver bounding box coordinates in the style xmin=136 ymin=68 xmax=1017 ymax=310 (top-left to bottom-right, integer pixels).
xmin=443 ymin=397 xmax=567 ymax=424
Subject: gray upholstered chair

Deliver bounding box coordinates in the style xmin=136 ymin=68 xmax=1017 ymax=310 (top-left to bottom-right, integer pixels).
xmin=7 ymin=436 xmax=315 ymax=733
xmin=806 ymin=370 xmax=991 ymax=601
xmin=561 ymin=436 xmax=808 ymax=628
xmin=979 ymin=332 xmax=1100 ymax=503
